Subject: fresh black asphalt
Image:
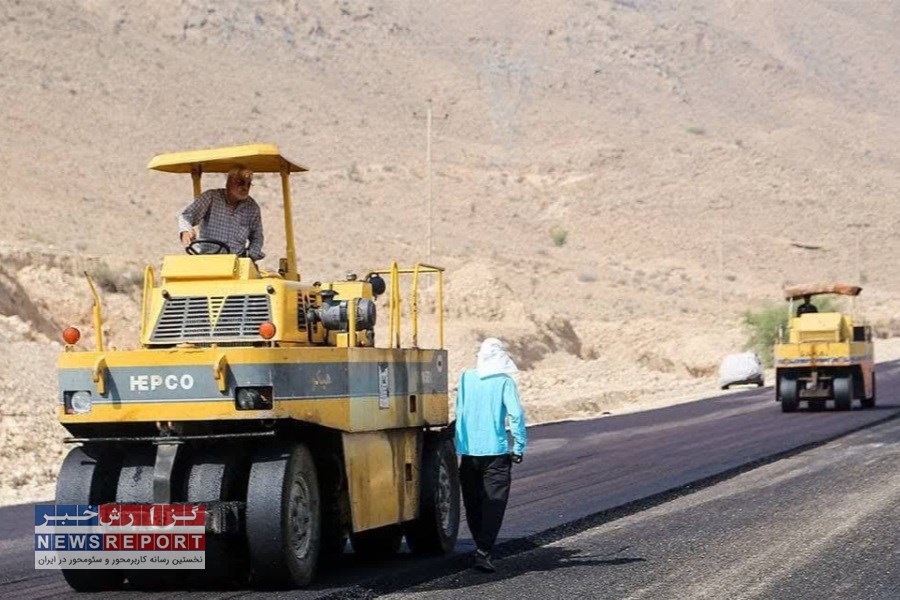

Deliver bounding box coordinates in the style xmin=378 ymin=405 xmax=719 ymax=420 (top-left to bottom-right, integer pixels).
xmin=3 ymin=360 xmax=899 ymax=598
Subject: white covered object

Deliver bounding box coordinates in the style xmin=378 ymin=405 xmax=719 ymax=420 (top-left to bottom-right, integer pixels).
xmin=718 ymin=352 xmax=764 ymax=389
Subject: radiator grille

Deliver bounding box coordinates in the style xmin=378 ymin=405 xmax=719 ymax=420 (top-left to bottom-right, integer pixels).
xmin=297 ymin=294 xmax=310 ymax=331
xmin=150 ymin=295 xmax=271 ymax=343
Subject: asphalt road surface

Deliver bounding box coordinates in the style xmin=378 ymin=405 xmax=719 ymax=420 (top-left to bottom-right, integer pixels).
xmin=388 ymin=415 xmax=900 ymax=600
xmin=3 ymin=360 xmax=900 ymax=598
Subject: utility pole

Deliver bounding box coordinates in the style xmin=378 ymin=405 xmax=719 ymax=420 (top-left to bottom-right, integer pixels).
xmin=426 ymin=102 xmax=433 ymax=263
xmin=710 ymin=196 xmax=733 ymax=314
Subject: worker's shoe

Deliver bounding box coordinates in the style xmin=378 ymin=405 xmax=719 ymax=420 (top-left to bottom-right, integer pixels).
xmin=473 ymin=549 xmax=496 ymax=573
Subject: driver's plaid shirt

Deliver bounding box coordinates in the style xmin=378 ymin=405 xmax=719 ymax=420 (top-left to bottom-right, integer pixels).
xmin=178 ymin=188 xmax=265 ymax=260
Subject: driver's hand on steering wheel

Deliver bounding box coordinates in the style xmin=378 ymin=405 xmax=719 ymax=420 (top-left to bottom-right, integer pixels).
xmin=180 ymin=230 xmax=196 ymax=247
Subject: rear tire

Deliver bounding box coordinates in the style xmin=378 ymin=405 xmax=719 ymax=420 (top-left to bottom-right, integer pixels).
xmin=834 ymin=376 xmax=853 ymax=411
xmin=780 ymin=375 xmax=799 ymax=413
xmin=246 ymin=442 xmax=321 ymax=588
xmin=404 ymin=435 xmax=460 ymax=555
xmin=56 ymin=446 xmax=124 ymax=592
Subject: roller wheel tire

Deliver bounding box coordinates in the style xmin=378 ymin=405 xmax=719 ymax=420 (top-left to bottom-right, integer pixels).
xmin=183 ymin=446 xmax=250 ymax=587
xmin=834 ymin=376 xmax=853 ymax=411
xmin=115 ymin=447 xmax=183 ymax=590
xmin=246 ymin=442 xmax=321 ymax=588
xmin=780 ymin=376 xmax=799 ymax=413
xmin=56 ymin=446 xmax=124 ymax=592
xmin=404 ymin=435 xmax=460 ymax=555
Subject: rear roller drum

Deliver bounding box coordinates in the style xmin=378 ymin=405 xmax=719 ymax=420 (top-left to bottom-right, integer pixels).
xmin=56 ymin=446 xmax=124 ymax=592
xmin=246 ymin=442 xmax=321 ymax=588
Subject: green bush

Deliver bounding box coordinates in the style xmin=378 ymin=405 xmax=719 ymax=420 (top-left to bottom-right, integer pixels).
xmin=743 ymin=297 xmax=836 ymax=366
xmin=551 ymin=227 xmax=568 ymax=247
xmin=742 ymin=302 xmax=786 ymax=367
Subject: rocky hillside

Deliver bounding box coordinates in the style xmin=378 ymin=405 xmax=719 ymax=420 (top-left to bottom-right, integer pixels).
xmin=2 ymin=0 xmax=900 ymax=503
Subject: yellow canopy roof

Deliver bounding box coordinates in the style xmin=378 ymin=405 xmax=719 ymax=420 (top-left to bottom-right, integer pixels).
xmin=784 ymin=283 xmax=862 ymax=300
xmin=147 ymin=143 xmax=307 ymax=174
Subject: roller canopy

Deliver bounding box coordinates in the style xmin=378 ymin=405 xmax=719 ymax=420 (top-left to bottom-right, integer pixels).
xmin=783 ymin=283 xmax=862 ymax=300
xmin=148 ymin=143 xmax=307 ymax=174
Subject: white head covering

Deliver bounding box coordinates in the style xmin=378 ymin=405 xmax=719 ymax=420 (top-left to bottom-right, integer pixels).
xmin=476 ymin=337 xmax=518 ymax=378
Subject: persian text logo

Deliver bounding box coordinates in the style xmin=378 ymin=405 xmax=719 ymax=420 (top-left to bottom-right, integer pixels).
xmin=35 ymin=504 xmax=206 ymax=570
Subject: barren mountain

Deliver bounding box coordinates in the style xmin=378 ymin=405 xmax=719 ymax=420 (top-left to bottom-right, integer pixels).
xmin=2 ymin=0 xmax=900 ymax=503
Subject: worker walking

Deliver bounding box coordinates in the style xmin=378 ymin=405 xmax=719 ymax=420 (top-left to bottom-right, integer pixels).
xmin=454 ymin=337 xmax=527 ymax=573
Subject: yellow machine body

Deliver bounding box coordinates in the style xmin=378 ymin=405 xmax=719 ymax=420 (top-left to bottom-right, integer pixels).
xmin=773 ymin=283 xmax=875 ymax=410
xmin=58 ymin=144 xmax=451 ymax=536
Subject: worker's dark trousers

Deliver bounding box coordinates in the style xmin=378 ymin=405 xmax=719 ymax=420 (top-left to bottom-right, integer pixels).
xmin=459 ymin=454 xmax=512 ymax=554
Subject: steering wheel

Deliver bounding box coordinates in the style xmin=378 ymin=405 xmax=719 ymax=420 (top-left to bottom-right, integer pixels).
xmin=186 ymin=239 xmax=231 ymax=255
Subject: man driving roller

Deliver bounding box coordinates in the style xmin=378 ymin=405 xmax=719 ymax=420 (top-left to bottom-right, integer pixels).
xmin=178 ymin=164 xmax=265 ymax=261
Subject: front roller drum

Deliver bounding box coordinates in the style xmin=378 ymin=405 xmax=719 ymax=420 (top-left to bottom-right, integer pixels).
xmin=56 ymin=446 xmax=124 ymax=592
xmin=246 ymin=442 xmax=321 ymax=588
xmin=404 ymin=435 xmax=460 ymax=555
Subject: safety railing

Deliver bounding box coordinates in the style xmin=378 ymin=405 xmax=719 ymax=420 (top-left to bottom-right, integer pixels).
xmin=141 ymin=265 xmax=155 ymax=343
xmin=84 ymin=272 xmax=105 ymax=352
xmin=367 ymin=262 xmax=444 ymax=349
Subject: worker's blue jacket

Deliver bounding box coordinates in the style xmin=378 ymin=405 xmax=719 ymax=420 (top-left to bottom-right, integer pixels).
xmin=454 ymin=369 xmax=527 ymax=456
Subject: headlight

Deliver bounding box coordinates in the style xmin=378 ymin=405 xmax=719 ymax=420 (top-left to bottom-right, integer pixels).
xmin=66 ymin=391 xmax=93 ymax=414
xmin=235 ymin=386 xmax=272 ymax=410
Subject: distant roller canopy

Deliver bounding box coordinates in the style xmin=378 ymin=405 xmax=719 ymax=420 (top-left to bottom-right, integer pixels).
xmin=783 ymin=283 xmax=862 ymax=300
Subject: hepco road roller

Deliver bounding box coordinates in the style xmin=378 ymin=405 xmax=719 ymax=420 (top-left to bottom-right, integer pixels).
xmin=55 ymin=144 xmax=459 ymax=590
xmin=773 ymin=283 xmax=875 ymax=412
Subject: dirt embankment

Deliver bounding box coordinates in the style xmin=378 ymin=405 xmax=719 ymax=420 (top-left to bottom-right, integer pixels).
xmin=4 ymin=251 xmax=900 ymax=507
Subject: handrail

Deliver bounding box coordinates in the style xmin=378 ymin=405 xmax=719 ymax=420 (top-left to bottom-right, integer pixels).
xmin=348 ymin=297 xmax=357 ymax=348
xmin=411 ymin=265 xmax=420 ymax=347
xmin=368 ymin=262 xmax=445 ymax=349
xmin=84 ymin=272 xmax=105 ymax=352
xmin=141 ymin=265 xmax=155 ymax=343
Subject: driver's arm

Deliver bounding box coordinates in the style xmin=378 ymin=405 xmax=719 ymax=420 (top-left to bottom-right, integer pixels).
xmin=178 ymin=191 xmax=214 ymax=245
xmin=246 ymin=203 xmax=265 ymax=261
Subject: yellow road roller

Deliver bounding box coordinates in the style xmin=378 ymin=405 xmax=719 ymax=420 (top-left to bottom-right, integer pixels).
xmin=55 ymin=144 xmax=459 ymax=590
xmin=773 ymin=283 xmax=875 ymax=412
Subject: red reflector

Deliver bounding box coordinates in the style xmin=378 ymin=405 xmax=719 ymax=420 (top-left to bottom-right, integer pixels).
xmin=259 ymin=322 xmax=276 ymax=339
xmin=62 ymin=327 xmax=81 ymax=345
